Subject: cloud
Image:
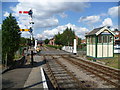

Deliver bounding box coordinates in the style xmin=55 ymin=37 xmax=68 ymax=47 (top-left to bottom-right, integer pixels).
xmin=36 ymin=34 xmax=43 ymax=39
xmin=36 ymin=23 xmax=89 ymax=40
xmin=108 ymin=6 xmax=119 ymax=17
xmin=59 ymin=13 xmax=67 ymax=18
xmin=78 ymin=15 xmax=101 ymax=24
xmin=34 ymin=18 xmax=59 ymax=28
xmin=21 ymin=31 xmax=31 ymax=38
xmin=101 ymin=18 xmax=113 ymax=26
xmin=100 ymin=13 xmax=108 ymax=17
xmin=10 ymin=1 xmax=89 ymax=29
xmin=4 ymin=12 xmax=9 ymax=17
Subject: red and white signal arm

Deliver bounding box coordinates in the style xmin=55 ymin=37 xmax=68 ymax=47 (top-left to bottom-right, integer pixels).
xmin=19 ymin=11 xmax=29 ymax=14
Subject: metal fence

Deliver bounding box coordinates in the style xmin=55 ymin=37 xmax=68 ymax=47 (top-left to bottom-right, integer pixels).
xmin=77 ymin=44 xmax=86 ymax=57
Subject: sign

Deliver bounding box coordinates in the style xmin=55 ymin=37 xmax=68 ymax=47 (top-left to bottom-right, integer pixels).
xmin=20 ymin=29 xmax=30 ymax=31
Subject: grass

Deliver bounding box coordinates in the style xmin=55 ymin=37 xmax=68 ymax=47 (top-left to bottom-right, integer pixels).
xmin=86 ymin=54 xmax=120 ymax=69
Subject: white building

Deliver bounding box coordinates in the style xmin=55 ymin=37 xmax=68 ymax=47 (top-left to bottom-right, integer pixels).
xmin=86 ymin=26 xmax=115 ymax=58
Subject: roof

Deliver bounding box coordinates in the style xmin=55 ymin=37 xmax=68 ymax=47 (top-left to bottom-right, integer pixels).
xmin=87 ymin=27 xmax=104 ymax=36
xmin=81 ymin=39 xmax=86 ymax=44
xmin=86 ymin=26 xmax=115 ymax=36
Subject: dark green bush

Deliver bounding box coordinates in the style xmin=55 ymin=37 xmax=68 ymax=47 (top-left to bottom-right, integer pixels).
xmin=46 ymin=45 xmax=62 ymax=50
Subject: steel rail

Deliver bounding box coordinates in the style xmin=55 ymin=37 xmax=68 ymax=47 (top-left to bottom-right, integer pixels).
xmin=69 ymin=56 xmax=120 ymax=80
xmin=70 ymin=55 xmax=120 ymax=74
xmin=43 ymin=55 xmax=60 ymax=89
xmin=62 ymin=56 xmax=119 ymax=88
xmin=44 ymin=55 xmax=93 ymax=89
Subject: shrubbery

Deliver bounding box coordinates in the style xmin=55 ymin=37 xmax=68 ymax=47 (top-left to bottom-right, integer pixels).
xmin=46 ymin=45 xmax=62 ymax=50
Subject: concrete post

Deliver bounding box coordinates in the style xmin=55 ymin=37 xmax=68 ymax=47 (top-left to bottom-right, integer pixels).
xmin=73 ymin=39 xmax=77 ymax=55
xmin=34 ymin=39 xmax=37 ymax=50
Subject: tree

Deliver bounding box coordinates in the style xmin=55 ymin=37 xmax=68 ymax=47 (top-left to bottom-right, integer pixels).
xmin=44 ymin=38 xmax=49 ymax=44
xmin=54 ymin=32 xmax=62 ymax=45
xmin=20 ymin=37 xmax=34 ymax=47
xmin=2 ymin=13 xmax=21 ymax=66
xmin=60 ymin=27 xmax=75 ymax=46
xmin=20 ymin=37 xmax=27 ymax=46
xmin=78 ymin=37 xmax=81 ymax=45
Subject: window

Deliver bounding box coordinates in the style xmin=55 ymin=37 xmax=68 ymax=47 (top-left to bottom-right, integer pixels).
xmin=87 ymin=37 xmax=89 ymax=43
xmin=98 ymin=35 xmax=113 ymax=44
xmin=92 ymin=37 xmax=95 ymax=44
xmin=108 ymin=35 xmax=113 ymax=43
xmin=103 ymin=36 xmax=107 ymax=43
xmin=98 ymin=35 xmax=102 ymax=43
xmin=87 ymin=37 xmax=90 ymax=44
xmin=90 ymin=37 xmax=93 ymax=44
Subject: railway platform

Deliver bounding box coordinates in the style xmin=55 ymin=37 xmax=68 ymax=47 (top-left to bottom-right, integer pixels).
xmin=2 ymin=55 xmax=48 ymax=89
xmin=23 ymin=55 xmax=47 ymax=89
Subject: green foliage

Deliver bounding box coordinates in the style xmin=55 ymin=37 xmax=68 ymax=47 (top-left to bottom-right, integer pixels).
xmin=54 ymin=32 xmax=62 ymax=45
xmin=78 ymin=38 xmax=81 ymax=45
xmin=44 ymin=38 xmax=49 ymax=44
xmin=46 ymin=45 xmax=62 ymax=50
xmin=55 ymin=27 xmax=75 ymax=46
xmin=20 ymin=37 xmax=31 ymax=47
xmin=2 ymin=13 xmax=21 ymax=66
xmin=20 ymin=37 xmax=27 ymax=44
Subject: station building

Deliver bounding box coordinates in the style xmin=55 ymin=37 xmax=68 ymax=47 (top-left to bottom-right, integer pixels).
xmin=86 ymin=26 xmax=115 ymax=58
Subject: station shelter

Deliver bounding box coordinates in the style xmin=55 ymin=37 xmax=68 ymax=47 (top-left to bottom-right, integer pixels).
xmin=86 ymin=26 xmax=115 ymax=58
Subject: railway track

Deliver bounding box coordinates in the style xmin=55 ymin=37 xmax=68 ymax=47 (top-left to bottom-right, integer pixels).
xmin=43 ymin=55 xmax=95 ymax=89
xmin=70 ymin=55 xmax=120 ymax=75
xmin=61 ymin=55 xmax=120 ymax=88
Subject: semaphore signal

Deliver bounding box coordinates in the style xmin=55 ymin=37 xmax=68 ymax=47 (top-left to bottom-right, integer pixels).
xmin=19 ymin=9 xmax=33 ymax=18
xmin=19 ymin=9 xmax=34 ymax=65
xmin=19 ymin=29 xmax=30 ymax=31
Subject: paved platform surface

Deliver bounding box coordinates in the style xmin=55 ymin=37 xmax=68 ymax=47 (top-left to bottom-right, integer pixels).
xmin=2 ymin=64 xmax=32 ymax=88
xmin=2 ymin=55 xmax=46 ymax=89
xmin=23 ymin=55 xmax=46 ymax=89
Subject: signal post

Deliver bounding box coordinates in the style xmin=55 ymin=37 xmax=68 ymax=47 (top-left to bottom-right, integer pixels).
xmin=19 ymin=9 xmax=34 ymax=65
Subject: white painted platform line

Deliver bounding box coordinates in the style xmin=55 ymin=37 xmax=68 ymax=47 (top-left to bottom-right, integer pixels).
xmin=41 ymin=67 xmax=48 ymax=90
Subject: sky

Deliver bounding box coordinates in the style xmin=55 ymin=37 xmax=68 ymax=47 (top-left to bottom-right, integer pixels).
xmin=1 ymin=0 xmax=120 ymax=40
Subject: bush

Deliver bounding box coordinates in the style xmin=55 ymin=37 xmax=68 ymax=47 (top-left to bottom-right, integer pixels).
xmin=46 ymin=45 xmax=62 ymax=50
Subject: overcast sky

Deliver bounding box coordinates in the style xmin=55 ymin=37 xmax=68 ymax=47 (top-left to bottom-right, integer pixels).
xmin=1 ymin=0 xmax=119 ymax=40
